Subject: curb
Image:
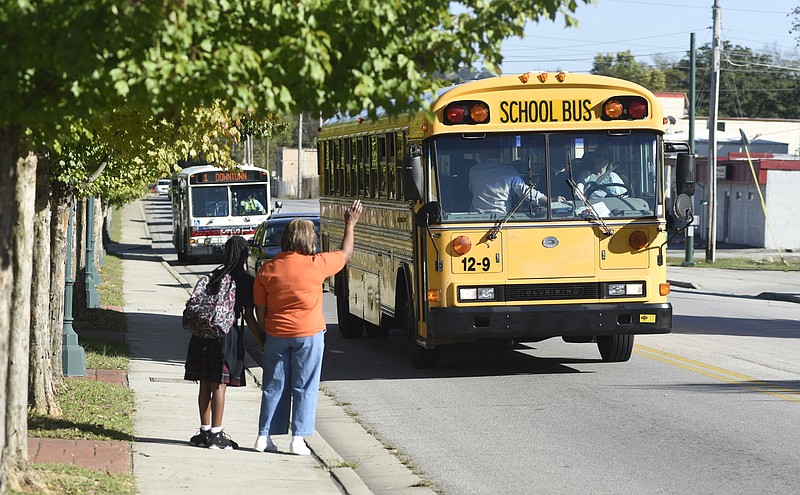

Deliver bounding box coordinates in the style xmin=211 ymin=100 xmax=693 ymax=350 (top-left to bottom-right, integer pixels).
xmin=668 ymin=279 xmax=700 ymax=290
xmin=137 ymin=199 xmax=374 ymax=495
xmin=757 ymin=292 xmax=800 ymax=304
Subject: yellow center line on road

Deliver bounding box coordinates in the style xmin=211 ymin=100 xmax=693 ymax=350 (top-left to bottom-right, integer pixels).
xmin=633 ymin=344 xmax=800 ymax=403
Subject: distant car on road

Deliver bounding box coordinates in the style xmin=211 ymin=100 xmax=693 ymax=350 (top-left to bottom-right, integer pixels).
xmin=246 ymin=212 xmax=320 ymax=277
xmin=155 ymin=179 xmax=170 ymax=195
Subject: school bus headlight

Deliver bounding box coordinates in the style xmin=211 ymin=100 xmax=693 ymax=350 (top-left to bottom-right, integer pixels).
xmin=452 ymin=235 xmax=472 ymax=255
xmin=459 ymin=288 xmax=478 ymax=300
xmin=606 ymin=283 xmax=644 ymax=297
xmin=477 ymin=287 xmax=495 ymax=300
xmin=458 ymin=287 xmax=496 ymax=301
xmin=607 ymin=283 xmax=626 ymax=296
xmin=625 ymin=283 xmax=644 ymax=296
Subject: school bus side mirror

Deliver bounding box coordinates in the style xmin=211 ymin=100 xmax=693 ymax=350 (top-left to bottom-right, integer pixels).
xmin=675 ymin=153 xmax=695 ymax=197
xmin=415 ymin=201 xmax=442 ymax=227
xmin=403 ymin=146 xmax=424 ymax=201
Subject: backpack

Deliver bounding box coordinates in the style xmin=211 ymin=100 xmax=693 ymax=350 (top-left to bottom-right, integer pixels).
xmin=182 ymin=272 xmax=237 ymax=339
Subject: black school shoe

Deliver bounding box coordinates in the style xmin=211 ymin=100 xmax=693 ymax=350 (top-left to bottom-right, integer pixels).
xmin=189 ymin=429 xmax=211 ymax=447
xmin=208 ymin=430 xmax=239 ymax=450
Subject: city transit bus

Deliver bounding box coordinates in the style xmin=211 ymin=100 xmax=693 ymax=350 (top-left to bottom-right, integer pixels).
xmin=171 ymin=164 xmax=273 ymax=262
xmin=318 ymin=72 xmax=695 ymax=368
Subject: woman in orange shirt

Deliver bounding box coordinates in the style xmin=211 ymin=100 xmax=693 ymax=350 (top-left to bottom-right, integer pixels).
xmin=253 ymin=200 xmax=362 ymax=455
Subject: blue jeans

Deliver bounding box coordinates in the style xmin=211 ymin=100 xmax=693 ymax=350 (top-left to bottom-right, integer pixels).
xmin=258 ymin=330 xmax=325 ymax=437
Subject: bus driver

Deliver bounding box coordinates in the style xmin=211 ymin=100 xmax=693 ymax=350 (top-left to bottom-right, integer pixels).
xmin=468 ymin=148 xmax=563 ymax=214
xmin=241 ymin=194 xmax=265 ymax=214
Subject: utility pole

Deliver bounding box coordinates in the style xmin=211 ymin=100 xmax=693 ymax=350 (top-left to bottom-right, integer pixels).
xmin=297 ymin=113 xmax=303 ymax=199
xmin=705 ymin=0 xmax=721 ymax=263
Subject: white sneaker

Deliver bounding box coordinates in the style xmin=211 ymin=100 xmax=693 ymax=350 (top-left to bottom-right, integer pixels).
xmin=289 ymin=438 xmax=311 ymax=456
xmin=254 ymin=435 xmax=277 ymax=453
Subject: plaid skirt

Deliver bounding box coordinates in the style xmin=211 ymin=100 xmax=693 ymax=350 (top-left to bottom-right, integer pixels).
xmin=184 ymin=327 xmax=245 ymax=387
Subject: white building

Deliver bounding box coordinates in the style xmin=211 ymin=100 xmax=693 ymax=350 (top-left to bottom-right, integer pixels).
xmin=658 ymin=93 xmax=800 ymax=251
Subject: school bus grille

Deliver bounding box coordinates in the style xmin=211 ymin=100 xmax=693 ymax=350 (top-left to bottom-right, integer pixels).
xmin=505 ymin=283 xmax=600 ymax=301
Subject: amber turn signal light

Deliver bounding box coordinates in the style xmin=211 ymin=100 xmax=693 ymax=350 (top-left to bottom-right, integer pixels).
xmin=452 ymin=235 xmax=472 ymax=255
xmin=628 ymin=230 xmax=648 ymax=250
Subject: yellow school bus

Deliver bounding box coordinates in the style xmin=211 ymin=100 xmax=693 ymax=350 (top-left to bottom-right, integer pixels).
xmin=318 ymin=72 xmax=695 ymax=368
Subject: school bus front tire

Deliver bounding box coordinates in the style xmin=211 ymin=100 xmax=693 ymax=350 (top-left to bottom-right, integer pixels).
xmin=596 ymin=334 xmax=634 ymax=362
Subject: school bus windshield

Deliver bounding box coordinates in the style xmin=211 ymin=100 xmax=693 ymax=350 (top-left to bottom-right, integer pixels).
xmin=434 ymin=131 xmax=660 ymax=222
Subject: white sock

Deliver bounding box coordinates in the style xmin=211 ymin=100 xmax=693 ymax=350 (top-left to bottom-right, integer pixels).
xmin=210 ymin=426 xmax=223 ymax=434
xmin=200 ymin=425 xmax=211 ymax=431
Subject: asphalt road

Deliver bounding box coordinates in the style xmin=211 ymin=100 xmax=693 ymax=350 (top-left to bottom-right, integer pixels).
xmin=142 ymin=195 xmax=800 ymax=495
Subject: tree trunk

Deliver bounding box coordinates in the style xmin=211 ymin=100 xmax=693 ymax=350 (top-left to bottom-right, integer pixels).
xmin=48 ymin=191 xmax=69 ymax=390
xmin=5 ymin=150 xmax=37 ymax=491
xmin=0 ymin=127 xmax=20 ymax=495
xmin=93 ymin=196 xmax=103 ymax=274
xmin=29 ymin=156 xmax=61 ymax=417
xmin=74 ymin=199 xmax=86 ymax=312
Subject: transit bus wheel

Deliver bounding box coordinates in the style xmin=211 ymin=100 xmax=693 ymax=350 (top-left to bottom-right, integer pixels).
xmin=596 ymin=334 xmax=634 ymax=362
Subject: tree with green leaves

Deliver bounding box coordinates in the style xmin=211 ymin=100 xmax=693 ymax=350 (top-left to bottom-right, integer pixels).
xmin=591 ymin=50 xmax=666 ymax=91
xmin=1 ymin=1 xmax=591 ymax=491
xmin=668 ymin=41 xmax=800 ymax=119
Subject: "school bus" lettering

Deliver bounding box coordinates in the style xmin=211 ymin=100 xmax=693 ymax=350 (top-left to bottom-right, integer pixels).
xmin=499 ymin=99 xmax=593 ymax=123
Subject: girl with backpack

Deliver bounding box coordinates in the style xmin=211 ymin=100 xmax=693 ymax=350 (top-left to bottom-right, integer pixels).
xmin=184 ymin=235 xmax=264 ymax=449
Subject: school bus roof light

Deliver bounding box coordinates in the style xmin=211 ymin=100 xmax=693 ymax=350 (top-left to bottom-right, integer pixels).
xmin=628 ymin=230 xmax=648 ymax=250
xmin=602 ymin=96 xmax=649 ymax=120
xmin=469 ymin=103 xmax=490 ymax=123
xmin=443 ymin=101 xmax=491 ymax=125
xmin=445 ymin=104 xmax=466 ymax=124
xmin=452 ymin=235 xmax=472 ymax=255
xmin=537 ymin=72 xmax=548 ymax=83
xmin=556 ymin=71 xmax=567 ymax=82
xmin=628 ymin=99 xmax=647 ymax=119
xmin=603 ymin=99 xmax=624 ymax=119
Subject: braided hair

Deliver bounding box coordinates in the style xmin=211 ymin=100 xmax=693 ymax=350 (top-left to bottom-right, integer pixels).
xmin=208 ymin=235 xmax=248 ymax=293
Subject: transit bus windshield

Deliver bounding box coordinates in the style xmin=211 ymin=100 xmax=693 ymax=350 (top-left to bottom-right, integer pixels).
xmin=172 ymin=164 xmax=271 ymax=261
xmin=435 ymin=131 xmax=660 ymax=221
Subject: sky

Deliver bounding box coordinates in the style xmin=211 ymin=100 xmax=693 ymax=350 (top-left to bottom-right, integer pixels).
xmin=498 ymin=0 xmax=800 ymax=75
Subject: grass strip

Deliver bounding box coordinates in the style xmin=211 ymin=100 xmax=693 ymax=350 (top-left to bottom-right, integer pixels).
xmin=28 ymin=379 xmax=134 ymax=442
xmin=667 ymin=256 xmax=800 ymax=270
xmin=11 ymin=463 xmax=135 ymax=495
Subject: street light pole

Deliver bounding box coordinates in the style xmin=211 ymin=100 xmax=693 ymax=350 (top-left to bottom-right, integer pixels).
xmin=683 ymin=32 xmax=696 ymax=267
xmin=63 ymin=198 xmax=86 ymax=377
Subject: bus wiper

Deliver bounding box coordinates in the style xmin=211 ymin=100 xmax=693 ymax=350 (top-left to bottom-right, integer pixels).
xmin=567 ymin=178 xmax=614 ymax=236
xmin=487 ymin=182 xmax=536 ymax=241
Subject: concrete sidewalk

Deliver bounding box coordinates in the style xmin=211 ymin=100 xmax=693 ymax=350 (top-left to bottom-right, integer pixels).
xmin=666 ymin=246 xmax=800 ymax=304
xmin=117 ymin=201 xmax=373 ymax=495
